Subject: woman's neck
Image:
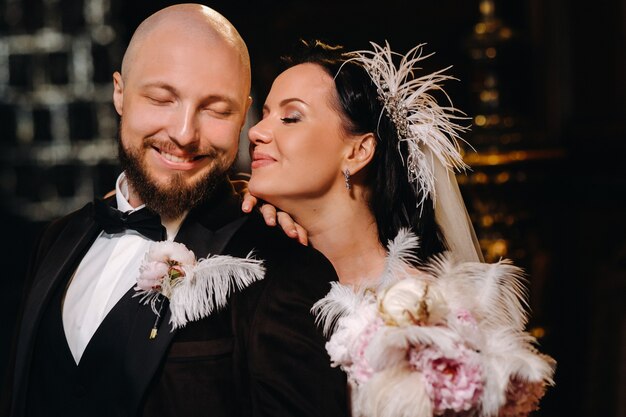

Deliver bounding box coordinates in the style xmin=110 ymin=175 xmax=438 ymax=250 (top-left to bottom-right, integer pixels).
xmin=283 ymin=188 xmax=387 ymax=286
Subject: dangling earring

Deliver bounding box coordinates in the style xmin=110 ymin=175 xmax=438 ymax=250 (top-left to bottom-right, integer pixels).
xmin=343 ymin=169 xmax=351 ymax=190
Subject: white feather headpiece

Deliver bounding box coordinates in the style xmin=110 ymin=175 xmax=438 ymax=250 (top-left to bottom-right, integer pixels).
xmin=345 ymin=41 xmax=469 ymax=209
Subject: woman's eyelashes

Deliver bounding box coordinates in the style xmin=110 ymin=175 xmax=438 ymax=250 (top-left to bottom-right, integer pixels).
xmin=280 ymin=112 xmax=302 ymax=124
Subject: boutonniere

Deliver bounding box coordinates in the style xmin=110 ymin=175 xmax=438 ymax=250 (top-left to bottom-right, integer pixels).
xmin=134 ymin=241 xmax=264 ymax=338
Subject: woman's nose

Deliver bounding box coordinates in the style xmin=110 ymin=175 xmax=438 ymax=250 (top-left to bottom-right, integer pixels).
xmin=248 ymin=119 xmax=272 ymax=144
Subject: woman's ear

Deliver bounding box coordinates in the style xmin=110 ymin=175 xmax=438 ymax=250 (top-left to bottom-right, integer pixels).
xmin=344 ymin=133 xmax=377 ymax=175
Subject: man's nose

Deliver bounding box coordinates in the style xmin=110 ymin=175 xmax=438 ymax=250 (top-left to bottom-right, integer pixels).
xmin=169 ymin=105 xmax=199 ymax=147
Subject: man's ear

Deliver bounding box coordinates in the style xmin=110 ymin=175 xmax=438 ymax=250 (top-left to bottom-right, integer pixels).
xmin=241 ymin=96 xmax=253 ymax=128
xmin=112 ymin=72 xmax=124 ymax=116
xmin=344 ymin=133 xmax=377 ymax=175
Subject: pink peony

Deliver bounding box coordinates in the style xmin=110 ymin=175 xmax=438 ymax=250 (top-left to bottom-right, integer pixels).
xmin=349 ymin=318 xmax=384 ymax=384
xmin=148 ymin=241 xmax=196 ymax=265
xmin=410 ymin=344 xmax=483 ymax=415
xmin=136 ymin=261 xmax=169 ymax=291
xmin=498 ymin=377 xmax=546 ymax=417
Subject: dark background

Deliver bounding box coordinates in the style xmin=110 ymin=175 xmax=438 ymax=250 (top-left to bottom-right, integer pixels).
xmin=1 ymin=1 xmax=625 ymax=416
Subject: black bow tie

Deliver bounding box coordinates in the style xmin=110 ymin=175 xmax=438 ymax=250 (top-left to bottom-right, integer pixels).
xmin=93 ymin=198 xmax=167 ymax=241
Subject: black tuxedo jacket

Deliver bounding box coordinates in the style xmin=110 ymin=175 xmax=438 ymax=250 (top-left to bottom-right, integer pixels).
xmin=2 ymin=180 xmax=347 ymax=417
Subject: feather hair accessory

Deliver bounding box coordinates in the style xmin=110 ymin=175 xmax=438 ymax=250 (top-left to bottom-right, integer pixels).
xmin=345 ymin=41 xmax=469 ymax=208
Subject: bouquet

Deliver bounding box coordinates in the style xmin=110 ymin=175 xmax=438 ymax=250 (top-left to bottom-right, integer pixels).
xmin=314 ymin=230 xmax=555 ymax=417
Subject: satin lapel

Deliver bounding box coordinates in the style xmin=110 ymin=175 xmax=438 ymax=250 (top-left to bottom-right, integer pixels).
xmin=174 ymin=212 xmax=248 ymax=258
xmin=174 ymin=179 xmax=248 ymax=258
xmin=123 ymin=180 xmax=249 ymax=403
xmin=13 ymin=204 xmax=100 ymax=407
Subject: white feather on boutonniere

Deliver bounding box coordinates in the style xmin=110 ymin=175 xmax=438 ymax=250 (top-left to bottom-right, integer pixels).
xmin=134 ymin=241 xmax=264 ymax=337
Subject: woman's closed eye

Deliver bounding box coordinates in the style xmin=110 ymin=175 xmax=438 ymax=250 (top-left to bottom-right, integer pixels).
xmin=280 ymin=113 xmax=302 ymax=124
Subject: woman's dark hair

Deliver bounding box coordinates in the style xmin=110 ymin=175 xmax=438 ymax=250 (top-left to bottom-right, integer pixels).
xmin=283 ymin=40 xmax=447 ymax=260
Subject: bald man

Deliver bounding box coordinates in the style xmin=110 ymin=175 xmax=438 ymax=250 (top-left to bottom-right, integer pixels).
xmin=2 ymin=4 xmax=347 ymax=417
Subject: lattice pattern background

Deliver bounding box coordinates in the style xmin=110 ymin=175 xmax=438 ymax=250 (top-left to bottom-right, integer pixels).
xmin=0 ymin=0 xmax=122 ymax=221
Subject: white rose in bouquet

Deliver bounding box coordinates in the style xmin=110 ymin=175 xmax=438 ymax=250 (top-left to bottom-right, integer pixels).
xmin=378 ymin=277 xmax=449 ymax=327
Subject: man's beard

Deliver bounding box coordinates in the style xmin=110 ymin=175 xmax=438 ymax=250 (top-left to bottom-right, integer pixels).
xmin=118 ymin=136 xmax=231 ymax=219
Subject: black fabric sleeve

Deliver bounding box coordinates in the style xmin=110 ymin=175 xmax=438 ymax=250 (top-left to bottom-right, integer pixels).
xmin=0 ymin=213 xmax=76 ymax=415
xmin=231 ymin=217 xmax=348 ymax=417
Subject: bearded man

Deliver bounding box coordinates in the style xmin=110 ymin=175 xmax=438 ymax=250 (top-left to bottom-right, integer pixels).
xmin=1 ymin=4 xmax=347 ymax=417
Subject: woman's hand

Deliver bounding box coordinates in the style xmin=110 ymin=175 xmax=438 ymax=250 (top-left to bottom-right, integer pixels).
xmin=234 ymin=180 xmax=309 ymax=246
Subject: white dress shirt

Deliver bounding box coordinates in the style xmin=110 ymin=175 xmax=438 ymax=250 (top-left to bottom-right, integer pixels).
xmin=62 ymin=173 xmax=186 ymax=364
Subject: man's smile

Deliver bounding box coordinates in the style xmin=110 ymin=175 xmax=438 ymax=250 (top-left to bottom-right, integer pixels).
xmin=156 ymin=148 xmax=205 ymax=163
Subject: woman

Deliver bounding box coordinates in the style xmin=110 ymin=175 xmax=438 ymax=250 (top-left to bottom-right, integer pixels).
xmin=246 ymin=40 xmax=480 ymax=279
xmin=244 ymin=41 xmax=554 ymax=417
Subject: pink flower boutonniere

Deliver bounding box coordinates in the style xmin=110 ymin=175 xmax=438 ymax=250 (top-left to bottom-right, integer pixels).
xmin=134 ymin=241 xmax=264 ymax=338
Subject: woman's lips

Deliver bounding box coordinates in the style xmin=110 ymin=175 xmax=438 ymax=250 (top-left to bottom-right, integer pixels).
xmin=251 ymin=151 xmax=276 ymax=169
